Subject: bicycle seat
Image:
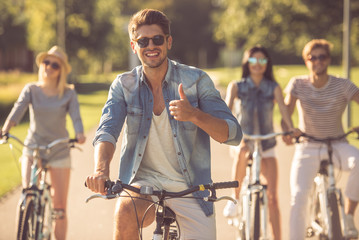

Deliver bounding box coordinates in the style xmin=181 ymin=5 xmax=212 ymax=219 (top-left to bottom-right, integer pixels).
xmin=318 ymin=160 xmax=329 ymax=175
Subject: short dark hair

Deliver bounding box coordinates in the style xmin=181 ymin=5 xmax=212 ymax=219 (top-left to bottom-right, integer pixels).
xmin=128 ymin=9 xmax=171 ymax=40
xmin=241 ymin=45 xmax=275 ymax=82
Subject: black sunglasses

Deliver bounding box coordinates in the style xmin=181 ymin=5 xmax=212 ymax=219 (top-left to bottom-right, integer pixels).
xmin=42 ymin=60 xmax=60 ymax=70
xmin=307 ymin=54 xmax=328 ymax=62
xmin=134 ymin=35 xmax=166 ymax=48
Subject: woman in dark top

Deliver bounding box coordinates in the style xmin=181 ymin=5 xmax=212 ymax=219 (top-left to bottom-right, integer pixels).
xmin=223 ymin=45 xmax=295 ymax=240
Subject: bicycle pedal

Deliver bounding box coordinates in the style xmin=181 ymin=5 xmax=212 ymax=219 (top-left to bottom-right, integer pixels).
xmin=306 ymin=227 xmax=315 ymax=238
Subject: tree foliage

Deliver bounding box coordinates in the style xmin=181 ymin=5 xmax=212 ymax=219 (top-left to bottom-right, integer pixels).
xmin=2 ymin=0 xmax=359 ymax=73
xmin=213 ymin=0 xmax=359 ymax=65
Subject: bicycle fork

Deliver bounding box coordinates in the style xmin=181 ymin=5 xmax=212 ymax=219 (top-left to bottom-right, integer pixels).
xmin=326 ymin=164 xmax=347 ymax=239
xmin=244 ymin=184 xmax=269 ymax=240
xmin=312 ymin=167 xmax=347 ymax=239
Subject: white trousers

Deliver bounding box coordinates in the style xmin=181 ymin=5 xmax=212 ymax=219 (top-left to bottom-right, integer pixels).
xmin=289 ymin=141 xmax=359 ymax=240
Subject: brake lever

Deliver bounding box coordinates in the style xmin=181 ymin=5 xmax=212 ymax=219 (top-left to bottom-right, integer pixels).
xmin=0 ymin=133 xmax=9 ymax=144
xmin=73 ymin=146 xmax=83 ymax=152
xmin=85 ymin=193 xmax=118 ymax=203
xmin=205 ymin=196 xmax=237 ymax=203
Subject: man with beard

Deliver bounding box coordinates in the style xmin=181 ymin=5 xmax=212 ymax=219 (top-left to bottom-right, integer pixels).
xmin=85 ymin=9 xmax=242 ymax=240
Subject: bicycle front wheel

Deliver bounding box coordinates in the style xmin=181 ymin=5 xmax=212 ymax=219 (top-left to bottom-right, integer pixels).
xmin=18 ymin=197 xmax=38 ymax=240
xmin=37 ymin=186 xmax=53 ymax=240
xmin=251 ymin=192 xmax=261 ymax=240
xmin=328 ymin=192 xmax=342 ymax=240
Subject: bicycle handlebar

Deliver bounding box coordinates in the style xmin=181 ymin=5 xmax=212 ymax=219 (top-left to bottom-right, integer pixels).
xmin=0 ymin=133 xmax=78 ymax=150
xmin=85 ymin=180 xmax=239 ymax=203
xmin=243 ymin=131 xmax=293 ymax=141
xmin=296 ymin=129 xmax=359 ymax=143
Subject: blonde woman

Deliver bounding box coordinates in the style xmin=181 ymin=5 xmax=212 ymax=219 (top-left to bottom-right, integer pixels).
xmin=1 ymin=46 xmax=86 ymax=240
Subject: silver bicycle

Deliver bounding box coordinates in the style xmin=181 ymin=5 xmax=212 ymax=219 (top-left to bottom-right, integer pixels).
xmin=227 ymin=131 xmax=291 ymax=240
xmin=0 ymin=133 xmax=78 ymax=240
xmin=297 ymin=130 xmax=359 ymax=240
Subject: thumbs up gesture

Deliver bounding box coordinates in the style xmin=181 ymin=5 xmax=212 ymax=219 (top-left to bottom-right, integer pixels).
xmin=169 ymin=83 xmax=196 ymax=121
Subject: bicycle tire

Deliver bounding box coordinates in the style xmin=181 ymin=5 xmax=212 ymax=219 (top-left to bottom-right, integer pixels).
xmin=328 ymin=192 xmax=342 ymax=240
xmin=16 ymin=200 xmax=25 ymax=240
xmin=234 ymin=216 xmax=246 ymax=240
xmin=37 ymin=189 xmax=52 ymax=240
xmin=236 ymin=221 xmax=246 ymax=240
xmin=252 ymin=192 xmax=261 ymax=240
xmin=18 ymin=197 xmax=37 ymax=240
xmin=306 ymin=184 xmax=323 ymax=237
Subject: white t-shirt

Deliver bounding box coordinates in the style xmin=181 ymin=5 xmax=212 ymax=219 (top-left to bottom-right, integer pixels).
xmin=285 ymin=75 xmax=359 ymax=139
xmin=135 ymin=109 xmax=187 ymax=192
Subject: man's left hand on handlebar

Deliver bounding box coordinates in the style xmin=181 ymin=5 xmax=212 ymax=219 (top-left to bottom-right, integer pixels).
xmin=76 ymin=132 xmax=86 ymax=144
xmin=282 ymin=128 xmax=302 ymax=145
xmin=352 ymin=126 xmax=359 ymax=134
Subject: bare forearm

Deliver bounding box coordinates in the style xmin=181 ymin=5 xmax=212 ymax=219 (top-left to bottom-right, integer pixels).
xmin=278 ymin=104 xmax=293 ymax=130
xmin=94 ymin=141 xmax=115 ymax=177
xmin=1 ymin=119 xmax=16 ymax=134
xmin=191 ymin=108 xmax=229 ymax=143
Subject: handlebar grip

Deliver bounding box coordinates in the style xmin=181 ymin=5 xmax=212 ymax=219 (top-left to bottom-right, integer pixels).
xmin=212 ymin=181 xmax=239 ymax=189
xmin=283 ymin=131 xmax=293 ymax=136
xmin=84 ymin=180 xmax=114 ymax=189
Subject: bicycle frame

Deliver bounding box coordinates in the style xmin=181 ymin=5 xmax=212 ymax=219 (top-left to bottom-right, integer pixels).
xmin=228 ymin=131 xmax=291 ymax=240
xmin=1 ymin=134 xmax=77 ymax=240
xmin=24 ymin=146 xmax=53 ymax=239
xmin=299 ymin=130 xmax=359 ymax=239
xmin=305 ymin=145 xmax=347 ymax=239
xmin=244 ymin=133 xmax=269 ymax=240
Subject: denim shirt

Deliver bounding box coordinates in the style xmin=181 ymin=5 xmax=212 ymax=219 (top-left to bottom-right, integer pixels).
xmin=93 ymin=59 xmax=242 ymax=216
xmin=236 ymin=77 xmax=278 ymax=151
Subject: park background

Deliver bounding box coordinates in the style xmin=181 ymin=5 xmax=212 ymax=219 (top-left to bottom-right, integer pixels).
xmin=1 ymin=0 xmax=359 ymax=198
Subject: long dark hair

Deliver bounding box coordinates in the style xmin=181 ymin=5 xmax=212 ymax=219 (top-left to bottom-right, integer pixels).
xmin=241 ymin=45 xmax=275 ymax=82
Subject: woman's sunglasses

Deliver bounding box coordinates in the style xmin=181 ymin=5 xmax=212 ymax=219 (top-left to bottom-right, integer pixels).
xmin=42 ymin=60 xmax=60 ymax=70
xmin=133 ymin=35 xmax=167 ymax=48
xmin=248 ymin=57 xmax=268 ymax=65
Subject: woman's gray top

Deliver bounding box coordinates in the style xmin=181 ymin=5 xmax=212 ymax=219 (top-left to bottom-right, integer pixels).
xmin=6 ymin=83 xmax=84 ymax=160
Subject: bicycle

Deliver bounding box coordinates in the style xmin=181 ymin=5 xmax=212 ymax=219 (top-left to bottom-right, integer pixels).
xmin=296 ymin=130 xmax=359 ymax=240
xmin=227 ymin=131 xmax=292 ymax=240
xmin=85 ymin=179 xmax=238 ymax=240
xmin=0 ymin=133 xmax=79 ymax=240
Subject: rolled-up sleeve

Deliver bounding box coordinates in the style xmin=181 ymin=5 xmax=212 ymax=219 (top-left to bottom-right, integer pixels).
xmin=196 ymin=72 xmax=242 ymax=146
xmin=92 ymin=78 xmax=127 ymax=149
xmin=225 ymin=119 xmax=242 ymax=145
xmin=93 ymin=132 xmax=117 ymax=149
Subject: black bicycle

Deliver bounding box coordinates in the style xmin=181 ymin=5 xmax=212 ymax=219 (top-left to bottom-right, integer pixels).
xmin=0 ymin=133 xmax=79 ymax=240
xmin=86 ymin=179 xmax=238 ymax=240
xmin=296 ymin=129 xmax=359 ymax=240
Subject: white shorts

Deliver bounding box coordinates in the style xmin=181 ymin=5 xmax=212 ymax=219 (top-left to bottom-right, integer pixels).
xmin=132 ymin=178 xmax=217 ymax=240
xmin=21 ymin=154 xmax=71 ymax=169
xmin=230 ymin=145 xmax=276 ymax=159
